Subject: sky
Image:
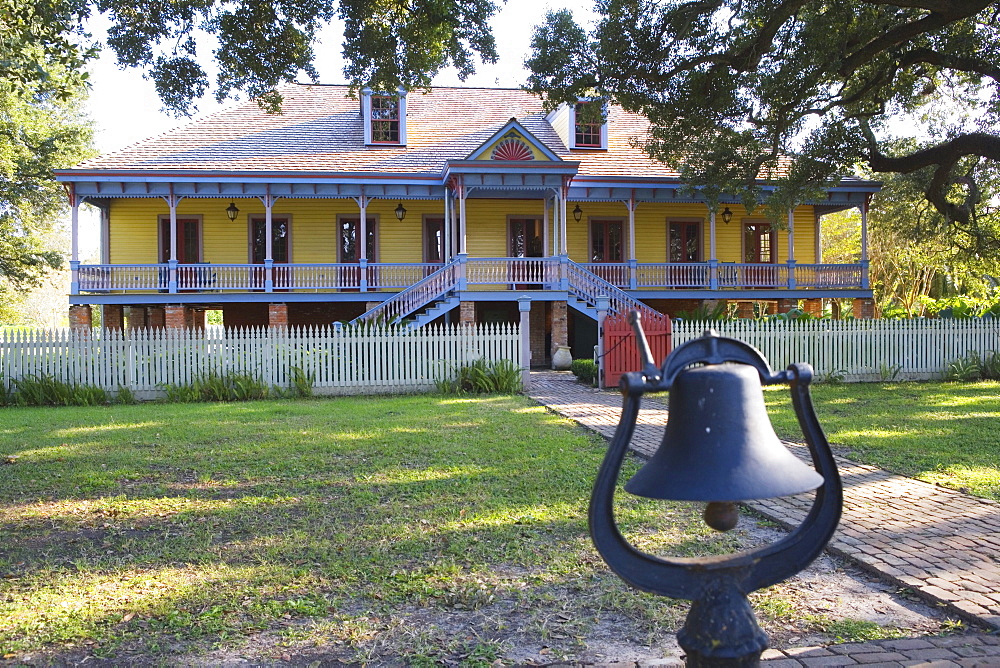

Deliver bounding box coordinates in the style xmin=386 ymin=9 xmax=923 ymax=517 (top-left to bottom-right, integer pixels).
xmin=85 ymin=1 xmax=594 ymax=154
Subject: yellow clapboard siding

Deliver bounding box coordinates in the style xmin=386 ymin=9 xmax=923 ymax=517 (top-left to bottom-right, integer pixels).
xmin=108 ymin=197 xmax=819 ymax=265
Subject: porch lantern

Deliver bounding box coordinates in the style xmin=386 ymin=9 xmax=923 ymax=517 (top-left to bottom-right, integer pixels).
xmin=573 ymin=204 xmax=583 ymax=222
xmin=590 ymin=313 xmax=842 ymax=666
xmin=394 ymin=202 xmax=407 ymax=221
xmin=721 ymin=206 xmax=733 ymax=224
xmin=225 ymin=202 xmax=240 ymax=222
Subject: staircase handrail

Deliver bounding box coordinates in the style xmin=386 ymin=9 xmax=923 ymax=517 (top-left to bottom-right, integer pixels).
xmin=351 ymin=259 xmax=461 ymax=324
xmin=564 ymin=259 xmax=665 ymax=322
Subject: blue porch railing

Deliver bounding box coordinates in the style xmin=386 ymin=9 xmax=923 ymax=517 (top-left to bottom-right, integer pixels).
xmin=75 ymin=259 xmax=866 ymax=294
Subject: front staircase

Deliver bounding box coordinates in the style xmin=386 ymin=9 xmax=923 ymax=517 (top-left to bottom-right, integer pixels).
xmin=351 ymin=260 xmax=461 ymax=326
xmin=352 ymin=256 xmax=665 ymax=328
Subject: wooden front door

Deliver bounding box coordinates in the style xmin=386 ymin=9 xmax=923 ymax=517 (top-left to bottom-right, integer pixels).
xmin=160 ymin=218 xmax=200 ymax=263
xmin=250 ymin=216 xmax=290 ymax=289
xmin=590 ymin=219 xmax=624 ymax=284
xmin=424 ymin=216 xmax=445 ymax=275
xmin=743 ymin=222 xmax=777 ymax=286
xmin=669 ymin=221 xmax=701 ymax=262
xmin=339 ymin=216 xmax=377 ymax=289
xmin=509 ymin=218 xmax=543 ymax=258
xmin=160 ymin=218 xmax=201 ymax=290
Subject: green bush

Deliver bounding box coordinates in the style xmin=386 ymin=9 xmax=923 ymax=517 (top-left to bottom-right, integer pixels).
xmin=163 ymin=371 xmax=270 ymax=402
xmin=570 ymin=359 xmax=597 ymax=385
xmin=437 ymin=358 xmax=522 ymax=394
xmin=944 ymin=354 xmax=982 ymax=382
xmin=944 ymin=351 xmax=1000 ymax=382
xmin=273 ymin=366 xmax=315 ymax=398
xmin=980 ymin=352 xmax=1000 ymax=380
xmin=5 ymin=374 xmax=110 ymax=406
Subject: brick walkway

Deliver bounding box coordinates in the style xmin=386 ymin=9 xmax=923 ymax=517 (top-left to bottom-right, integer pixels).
xmin=527 ymin=371 xmax=1000 ymax=666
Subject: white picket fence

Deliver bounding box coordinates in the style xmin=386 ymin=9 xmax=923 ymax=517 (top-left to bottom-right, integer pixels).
xmin=672 ymin=318 xmax=1000 ymax=381
xmin=0 ymin=324 xmax=521 ymax=398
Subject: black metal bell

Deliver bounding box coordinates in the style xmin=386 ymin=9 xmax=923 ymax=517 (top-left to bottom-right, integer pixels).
xmin=625 ymin=362 xmax=823 ymax=502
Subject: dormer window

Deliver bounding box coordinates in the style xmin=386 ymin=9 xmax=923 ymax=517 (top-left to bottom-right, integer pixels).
xmin=362 ymin=87 xmax=407 ymax=146
xmin=571 ymin=100 xmax=607 ymax=150
xmin=371 ymin=96 xmax=399 ymax=143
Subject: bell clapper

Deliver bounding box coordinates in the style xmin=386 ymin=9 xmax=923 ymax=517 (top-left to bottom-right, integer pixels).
xmin=703 ymin=501 xmax=739 ymax=532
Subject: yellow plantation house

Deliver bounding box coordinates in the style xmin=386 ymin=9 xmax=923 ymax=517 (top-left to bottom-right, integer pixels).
xmin=56 ymin=84 xmax=876 ymax=365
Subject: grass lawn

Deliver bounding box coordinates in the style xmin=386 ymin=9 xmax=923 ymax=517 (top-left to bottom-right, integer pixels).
xmin=0 ymin=394 xmax=936 ymax=664
xmin=764 ymin=380 xmax=1000 ymax=501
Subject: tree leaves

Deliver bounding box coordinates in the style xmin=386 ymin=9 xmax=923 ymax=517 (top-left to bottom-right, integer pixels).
xmin=526 ymin=0 xmax=1000 ymax=242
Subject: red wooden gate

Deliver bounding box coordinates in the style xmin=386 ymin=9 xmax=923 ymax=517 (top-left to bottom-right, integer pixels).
xmin=602 ymin=311 xmax=672 ymax=388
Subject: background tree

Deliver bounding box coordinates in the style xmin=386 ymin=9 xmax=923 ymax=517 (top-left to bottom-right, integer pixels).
xmin=6 ymin=0 xmax=501 ymax=115
xmin=866 ymin=167 xmax=1000 ymax=316
xmin=524 ymin=1 xmax=1000 ymax=255
xmin=821 ymin=171 xmax=1000 ymax=317
xmin=0 ymin=51 xmax=93 ymax=291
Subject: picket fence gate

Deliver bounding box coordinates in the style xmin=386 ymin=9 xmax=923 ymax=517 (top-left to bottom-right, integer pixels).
xmin=0 ymin=324 xmax=521 ymax=398
xmin=671 ymin=318 xmax=1000 ymax=381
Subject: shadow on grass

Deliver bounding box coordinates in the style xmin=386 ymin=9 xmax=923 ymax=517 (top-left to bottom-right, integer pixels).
xmin=1 ymin=395 xmax=738 ymax=664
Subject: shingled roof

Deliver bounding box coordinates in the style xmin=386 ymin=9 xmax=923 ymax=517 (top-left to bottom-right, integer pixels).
xmin=75 ymin=83 xmax=675 ymax=179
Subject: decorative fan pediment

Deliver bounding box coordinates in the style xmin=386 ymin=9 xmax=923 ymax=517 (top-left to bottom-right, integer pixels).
xmin=491 ymin=137 xmax=535 ymax=161
xmin=464 ymin=120 xmax=562 ymax=162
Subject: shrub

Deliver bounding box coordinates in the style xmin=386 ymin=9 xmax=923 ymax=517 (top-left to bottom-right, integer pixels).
xmin=980 ymin=352 xmax=1000 ymax=380
xmin=8 ymin=374 xmax=109 ymax=406
xmin=163 ymin=371 xmax=270 ymax=402
xmin=944 ymin=354 xmax=982 ymax=382
xmin=115 ymin=386 xmax=138 ymax=404
xmin=570 ymin=359 xmax=597 ymax=385
xmin=437 ymin=358 xmax=521 ymax=394
xmin=273 ymin=366 xmax=314 ymax=398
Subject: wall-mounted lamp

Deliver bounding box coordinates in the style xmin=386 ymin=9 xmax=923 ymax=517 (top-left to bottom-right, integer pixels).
xmin=721 ymin=206 xmax=733 ymax=224
xmin=394 ymin=202 xmax=407 ymax=221
xmin=572 ymin=204 xmax=583 ymax=222
xmin=226 ymin=202 xmax=240 ymax=222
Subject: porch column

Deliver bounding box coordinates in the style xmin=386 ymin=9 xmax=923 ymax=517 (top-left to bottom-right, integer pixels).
xmin=69 ymin=186 xmax=80 ymax=294
xmin=550 ymin=301 xmax=568 ymax=364
xmin=787 ymin=208 xmax=796 ymax=289
xmin=596 ymin=296 xmax=609 ymax=389
xmin=853 ymin=297 xmax=875 ymax=319
xmin=517 ymin=296 xmax=532 ymax=390
xmin=164 ymin=187 xmax=180 ymax=293
xmin=459 ymin=301 xmax=475 ymax=325
xmin=458 ymin=178 xmax=468 ymax=255
xmin=860 ymin=195 xmax=870 ymax=289
xmin=443 ymin=189 xmax=452 ymax=262
xmin=127 ymin=307 xmax=147 ymax=331
xmin=268 ymin=303 xmax=288 ymax=329
xmin=103 ymin=305 xmax=124 ymax=331
xmin=148 ymin=307 xmax=166 ymax=330
xmin=560 ymin=184 xmax=569 ymax=255
xmin=100 ymin=203 xmax=110 ymax=264
xmin=164 ymin=304 xmax=187 ymax=330
xmin=708 ymin=206 xmax=719 ymax=289
xmin=626 ymin=193 xmax=637 ymax=289
xmin=263 ymin=187 xmax=274 ymax=292
xmin=542 ymin=196 xmax=550 ymax=257
xmin=548 ymin=190 xmax=559 ymax=256
xmin=69 ymin=304 xmax=92 ymax=334
xmin=354 ymin=190 xmax=371 ymax=292
xmin=777 ymin=298 xmax=798 ymax=314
